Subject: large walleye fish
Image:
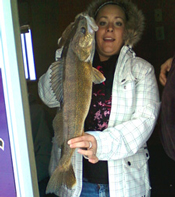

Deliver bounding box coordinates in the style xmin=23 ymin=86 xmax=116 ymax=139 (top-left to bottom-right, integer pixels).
xmin=46 ymin=13 xmax=105 ymax=194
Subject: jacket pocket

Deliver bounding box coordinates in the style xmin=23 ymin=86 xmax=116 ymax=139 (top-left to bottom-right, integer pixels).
xmin=124 ymin=148 xmax=149 ymax=169
xmin=123 ymin=148 xmax=150 ymax=196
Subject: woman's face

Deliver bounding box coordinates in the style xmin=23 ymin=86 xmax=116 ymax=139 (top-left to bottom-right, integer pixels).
xmin=95 ymin=4 xmax=126 ymax=61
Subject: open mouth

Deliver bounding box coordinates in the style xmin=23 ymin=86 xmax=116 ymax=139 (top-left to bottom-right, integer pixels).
xmin=103 ymin=37 xmax=115 ymax=41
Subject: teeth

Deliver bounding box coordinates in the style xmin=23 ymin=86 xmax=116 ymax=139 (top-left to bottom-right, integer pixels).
xmin=104 ymin=38 xmax=113 ymax=40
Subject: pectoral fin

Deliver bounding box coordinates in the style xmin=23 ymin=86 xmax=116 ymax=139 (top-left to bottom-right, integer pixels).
xmin=92 ymin=67 xmax=106 ymax=84
xmin=50 ymin=60 xmax=64 ymax=104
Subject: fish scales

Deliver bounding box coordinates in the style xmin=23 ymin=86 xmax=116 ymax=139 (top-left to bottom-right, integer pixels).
xmin=46 ymin=13 xmax=105 ymax=194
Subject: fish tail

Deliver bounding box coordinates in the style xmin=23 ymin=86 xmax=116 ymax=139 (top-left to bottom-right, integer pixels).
xmin=46 ymin=165 xmax=63 ymax=194
xmin=46 ymin=164 xmax=76 ymax=194
xmin=63 ymin=164 xmax=76 ymax=188
xmin=58 ymin=148 xmax=74 ymax=171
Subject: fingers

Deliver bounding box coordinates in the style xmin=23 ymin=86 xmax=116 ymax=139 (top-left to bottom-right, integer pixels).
xmin=159 ymin=72 xmax=166 ymax=86
xmin=159 ymin=57 xmax=173 ymax=86
xmin=88 ymin=157 xmax=99 ymax=164
xmin=68 ymin=134 xmax=96 ymax=150
xmin=68 ymin=134 xmax=99 ymax=164
xmin=68 ymin=138 xmax=92 ymax=149
xmin=77 ymin=148 xmax=94 ymax=158
xmin=159 ymin=64 xmax=168 ymax=86
xmin=78 ymin=148 xmax=99 ymax=164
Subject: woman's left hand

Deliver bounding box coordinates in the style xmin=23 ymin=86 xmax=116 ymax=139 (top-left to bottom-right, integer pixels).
xmin=68 ymin=133 xmax=99 ymax=164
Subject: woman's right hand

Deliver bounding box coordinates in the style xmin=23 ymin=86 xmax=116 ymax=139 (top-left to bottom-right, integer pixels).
xmin=159 ymin=57 xmax=173 ymax=86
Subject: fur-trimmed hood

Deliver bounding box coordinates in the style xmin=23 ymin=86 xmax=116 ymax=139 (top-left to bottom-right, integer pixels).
xmin=86 ymin=0 xmax=145 ymax=47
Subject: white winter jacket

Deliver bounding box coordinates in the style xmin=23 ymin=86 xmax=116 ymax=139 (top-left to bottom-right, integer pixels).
xmin=38 ymin=45 xmax=160 ymax=197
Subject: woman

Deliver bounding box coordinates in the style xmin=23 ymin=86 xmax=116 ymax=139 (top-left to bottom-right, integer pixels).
xmin=38 ymin=0 xmax=160 ymax=196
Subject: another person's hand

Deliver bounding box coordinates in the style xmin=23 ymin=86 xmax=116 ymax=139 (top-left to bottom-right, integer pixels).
xmin=68 ymin=133 xmax=99 ymax=164
xmin=159 ymin=58 xmax=173 ymax=86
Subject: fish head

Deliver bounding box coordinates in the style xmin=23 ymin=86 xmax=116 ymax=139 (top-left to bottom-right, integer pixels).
xmin=71 ymin=13 xmax=98 ymax=62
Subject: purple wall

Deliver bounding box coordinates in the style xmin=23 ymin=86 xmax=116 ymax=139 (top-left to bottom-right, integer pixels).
xmin=0 ymin=69 xmax=16 ymax=197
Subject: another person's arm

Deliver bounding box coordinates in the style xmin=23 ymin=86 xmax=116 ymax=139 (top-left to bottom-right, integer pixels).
xmin=159 ymin=57 xmax=173 ymax=86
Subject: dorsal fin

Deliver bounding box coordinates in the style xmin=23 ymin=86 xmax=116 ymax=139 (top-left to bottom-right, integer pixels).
xmin=57 ymin=22 xmax=75 ymax=49
xmin=58 ymin=14 xmax=83 ymax=58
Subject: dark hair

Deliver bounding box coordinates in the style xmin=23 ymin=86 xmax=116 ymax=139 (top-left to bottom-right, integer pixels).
xmin=94 ymin=1 xmax=128 ymax=21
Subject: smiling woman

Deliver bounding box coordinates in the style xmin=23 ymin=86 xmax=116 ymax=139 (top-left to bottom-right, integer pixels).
xmin=38 ymin=0 xmax=160 ymax=196
xmin=95 ymin=4 xmax=126 ymax=61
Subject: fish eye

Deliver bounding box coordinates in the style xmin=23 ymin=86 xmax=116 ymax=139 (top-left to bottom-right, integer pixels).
xmin=81 ymin=27 xmax=86 ymax=34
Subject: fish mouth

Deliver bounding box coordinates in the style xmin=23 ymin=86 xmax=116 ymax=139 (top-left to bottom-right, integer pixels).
xmin=83 ymin=14 xmax=98 ymax=33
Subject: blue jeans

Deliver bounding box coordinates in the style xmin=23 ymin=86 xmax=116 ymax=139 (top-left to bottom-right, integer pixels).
xmin=80 ymin=179 xmax=109 ymax=197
